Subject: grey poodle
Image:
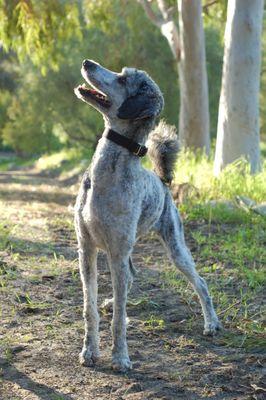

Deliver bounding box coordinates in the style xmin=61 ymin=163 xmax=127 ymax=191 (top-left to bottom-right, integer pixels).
xmin=74 ymin=59 xmax=221 ymax=372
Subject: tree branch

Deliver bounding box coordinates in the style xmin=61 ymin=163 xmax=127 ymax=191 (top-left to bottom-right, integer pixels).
xmin=137 ymin=0 xmax=180 ymax=61
xmin=137 ymin=0 xmax=163 ymax=28
xmin=157 ymin=0 xmax=169 ymax=20
xmin=203 ymin=0 xmax=219 ymax=14
xmin=167 ymin=5 xmax=178 ymax=19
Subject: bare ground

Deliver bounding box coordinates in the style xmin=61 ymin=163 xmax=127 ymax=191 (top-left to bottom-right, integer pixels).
xmin=0 ymin=167 xmax=265 ymax=400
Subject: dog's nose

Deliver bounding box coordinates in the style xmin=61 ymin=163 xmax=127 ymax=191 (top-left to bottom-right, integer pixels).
xmin=82 ymin=59 xmax=96 ymax=70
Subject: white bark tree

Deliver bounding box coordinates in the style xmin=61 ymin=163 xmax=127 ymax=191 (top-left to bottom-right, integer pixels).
xmin=138 ymin=0 xmax=210 ymax=154
xmin=214 ymin=0 xmax=264 ymax=175
xmin=177 ymin=0 xmax=210 ymax=153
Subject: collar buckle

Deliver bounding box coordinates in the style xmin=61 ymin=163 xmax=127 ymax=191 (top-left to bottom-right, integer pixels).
xmin=105 ymin=129 xmax=148 ymax=157
xmin=133 ymin=145 xmax=142 ymax=157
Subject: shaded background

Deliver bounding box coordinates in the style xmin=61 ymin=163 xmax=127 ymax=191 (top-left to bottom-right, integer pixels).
xmin=0 ymin=0 xmax=264 ymax=157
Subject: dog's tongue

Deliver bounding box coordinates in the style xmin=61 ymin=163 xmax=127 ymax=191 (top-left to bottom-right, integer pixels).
xmin=79 ymin=85 xmax=100 ymax=95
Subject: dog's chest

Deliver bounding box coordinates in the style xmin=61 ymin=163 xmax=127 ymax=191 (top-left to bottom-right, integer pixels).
xmin=81 ymin=186 xmax=141 ymax=251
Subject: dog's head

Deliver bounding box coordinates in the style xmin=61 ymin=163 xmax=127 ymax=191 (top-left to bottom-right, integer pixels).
xmin=74 ymin=60 xmax=164 ymax=126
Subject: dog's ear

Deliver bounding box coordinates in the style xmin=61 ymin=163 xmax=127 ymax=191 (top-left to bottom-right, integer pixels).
xmin=117 ymin=93 xmax=157 ymax=120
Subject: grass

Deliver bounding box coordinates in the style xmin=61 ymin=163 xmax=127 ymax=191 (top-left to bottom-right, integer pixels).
xmin=143 ymin=314 xmax=166 ymax=331
xmin=0 ymin=154 xmax=38 ymax=172
xmin=0 ymin=222 xmax=10 ymax=251
xmin=173 ymin=148 xmax=266 ymax=204
xmin=161 ymin=215 xmax=265 ymax=351
xmin=154 ymin=148 xmax=266 ymax=351
xmin=0 ymin=147 xmax=93 ymax=179
xmin=35 ymin=147 xmax=93 ymax=175
xmin=1 ymin=145 xmax=265 ymax=356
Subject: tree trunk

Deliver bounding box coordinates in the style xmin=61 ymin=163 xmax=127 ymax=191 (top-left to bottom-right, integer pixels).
xmin=177 ymin=0 xmax=210 ymax=154
xmin=214 ymin=0 xmax=264 ymax=175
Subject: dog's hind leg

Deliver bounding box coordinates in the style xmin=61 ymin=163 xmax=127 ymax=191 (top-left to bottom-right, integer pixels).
xmin=75 ymin=219 xmax=99 ymax=366
xmin=100 ymin=256 xmax=135 ymax=312
xmin=108 ymin=253 xmax=133 ymax=372
xmin=157 ymin=196 xmax=221 ymax=335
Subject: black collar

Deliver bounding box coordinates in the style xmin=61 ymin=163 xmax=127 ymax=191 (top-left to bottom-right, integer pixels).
xmin=104 ymin=129 xmax=148 ymax=157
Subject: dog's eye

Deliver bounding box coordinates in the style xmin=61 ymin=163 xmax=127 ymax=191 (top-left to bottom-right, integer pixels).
xmin=118 ymin=76 xmax=127 ymax=85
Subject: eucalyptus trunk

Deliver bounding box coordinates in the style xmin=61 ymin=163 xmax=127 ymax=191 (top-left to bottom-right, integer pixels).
xmin=214 ymin=0 xmax=264 ymax=175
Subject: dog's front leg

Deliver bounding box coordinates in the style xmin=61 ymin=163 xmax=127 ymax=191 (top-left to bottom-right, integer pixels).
xmin=109 ymin=256 xmax=132 ymax=372
xmin=76 ymin=223 xmax=99 ymax=367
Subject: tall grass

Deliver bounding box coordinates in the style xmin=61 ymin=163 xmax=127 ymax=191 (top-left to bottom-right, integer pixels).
xmin=173 ymin=149 xmax=266 ymax=203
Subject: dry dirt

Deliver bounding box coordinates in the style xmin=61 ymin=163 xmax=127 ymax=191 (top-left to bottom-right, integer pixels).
xmin=0 ymin=167 xmax=265 ymax=400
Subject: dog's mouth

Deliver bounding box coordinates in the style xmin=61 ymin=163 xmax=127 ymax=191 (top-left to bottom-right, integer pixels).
xmin=76 ymin=83 xmax=111 ymax=108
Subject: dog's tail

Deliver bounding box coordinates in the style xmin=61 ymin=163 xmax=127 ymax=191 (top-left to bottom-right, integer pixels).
xmin=147 ymin=120 xmax=179 ymax=185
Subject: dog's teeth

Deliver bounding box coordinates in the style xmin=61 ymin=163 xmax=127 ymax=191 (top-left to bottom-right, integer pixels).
xmin=82 ymin=83 xmax=86 ymax=88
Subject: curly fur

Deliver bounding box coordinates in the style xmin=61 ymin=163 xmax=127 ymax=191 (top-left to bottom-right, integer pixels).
xmin=74 ymin=60 xmax=221 ymax=372
xmin=147 ymin=120 xmax=179 ymax=184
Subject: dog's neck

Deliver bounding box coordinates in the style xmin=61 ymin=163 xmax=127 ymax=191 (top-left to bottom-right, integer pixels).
xmin=90 ymin=119 xmax=154 ymax=187
xmin=103 ymin=118 xmax=155 ymax=144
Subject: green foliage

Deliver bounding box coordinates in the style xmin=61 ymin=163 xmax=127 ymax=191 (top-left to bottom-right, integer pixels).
xmin=203 ymin=0 xmax=227 ymax=28
xmin=0 ymin=0 xmax=179 ymax=154
xmin=2 ymin=81 xmax=61 ymax=155
xmin=0 ymin=48 xmax=17 ymax=147
xmin=0 ymin=0 xmax=265 ymax=156
xmin=0 ymin=90 xmax=12 ymax=147
xmin=0 ymin=0 xmax=82 ymax=72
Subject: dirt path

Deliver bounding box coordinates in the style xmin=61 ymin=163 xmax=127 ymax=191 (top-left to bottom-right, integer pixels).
xmin=0 ymin=168 xmax=265 ymax=400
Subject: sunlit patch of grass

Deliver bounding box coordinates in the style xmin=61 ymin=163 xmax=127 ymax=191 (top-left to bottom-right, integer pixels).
xmin=15 ymin=291 xmax=50 ymax=313
xmin=35 ymin=147 xmax=93 ymax=174
xmin=0 ymin=154 xmax=38 ymax=172
xmin=143 ymin=314 xmax=166 ymax=331
xmin=173 ymin=149 xmax=266 ymax=204
xmin=160 ymin=194 xmax=265 ymax=351
xmin=180 ymin=202 xmax=256 ymax=224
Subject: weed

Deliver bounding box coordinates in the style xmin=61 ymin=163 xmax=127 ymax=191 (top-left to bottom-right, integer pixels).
xmin=242 ymin=268 xmax=266 ymax=289
xmin=15 ymin=292 xmax=50 ymax=312
xmin=177 ymin=335 xmax=196 ymax=349
xmin=143 ymin=314 xmax=165 ymax=331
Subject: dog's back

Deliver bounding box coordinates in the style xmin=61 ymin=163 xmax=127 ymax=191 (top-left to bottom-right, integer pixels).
xmin=74 ymin=60 xmax=220 ymax=372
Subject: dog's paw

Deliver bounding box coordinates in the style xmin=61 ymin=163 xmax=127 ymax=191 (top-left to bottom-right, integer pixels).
xmin=203 ymin=320 xmax=223 ymax=336
xmin=79 ymin=347 xmax=100 ymax=367
xmin=112 ymin=356 xmax=132 ymax=372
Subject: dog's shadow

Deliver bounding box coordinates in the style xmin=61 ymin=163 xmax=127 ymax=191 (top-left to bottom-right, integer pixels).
xmin=91 ymin=360 xmax=205 ymax=399
xmin=0 ymin=357 xmax=73 ymax=400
